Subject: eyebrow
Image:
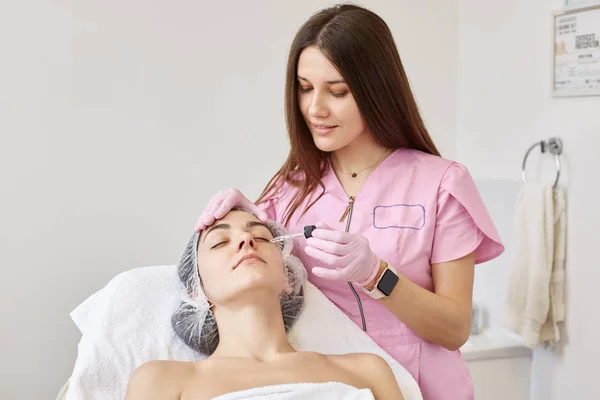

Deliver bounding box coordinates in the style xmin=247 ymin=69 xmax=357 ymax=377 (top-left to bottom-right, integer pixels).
xmin=203 ymin=223 xmax=231 ymax=243
xmin=202 ymin=221 xmax=272 ymax=243
xmin=246 ymin=221 xmax=271 ymax=232
xmin=297 ymin=76 xmax=346 ymax=85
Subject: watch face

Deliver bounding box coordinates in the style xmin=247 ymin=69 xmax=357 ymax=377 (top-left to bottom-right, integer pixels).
xmin=377 ymin=269 xmax=399 ymax=296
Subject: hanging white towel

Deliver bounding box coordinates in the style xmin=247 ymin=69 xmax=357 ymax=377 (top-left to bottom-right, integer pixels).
xmin=504 ymin=182 xmax=567 ymax=348
xmin=540 ymin=186 xmax=567 ymax=344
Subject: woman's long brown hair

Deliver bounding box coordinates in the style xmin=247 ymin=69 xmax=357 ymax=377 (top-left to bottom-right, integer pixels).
xmin=256 ymin=4 xmax=440 ymax=226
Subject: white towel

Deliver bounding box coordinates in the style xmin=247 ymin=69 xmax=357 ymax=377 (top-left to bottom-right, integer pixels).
xmin=66 ymin=267 xmax=202 ymax=400
xmin=211 ymin=382 xmax=374 ymax=400
xmin=66 ymin=266 xmax=423 ymax=400
xmin=288 ymin=283 xmax=422 ymax=400
xmin=504 ymin=182 xmax=567 ymax=348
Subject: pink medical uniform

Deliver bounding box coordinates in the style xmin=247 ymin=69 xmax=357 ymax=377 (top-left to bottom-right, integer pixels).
xmin=261 ymin=148 xmax=504 ymax=400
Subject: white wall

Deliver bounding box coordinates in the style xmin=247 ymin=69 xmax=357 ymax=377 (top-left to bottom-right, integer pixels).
xmin=458 ymin=0 xmax=600 ymax=398
xmin=0 ymin=1 xmax=459 ymax=399
xmin=471 ymin=178 xmax=522 ymax=333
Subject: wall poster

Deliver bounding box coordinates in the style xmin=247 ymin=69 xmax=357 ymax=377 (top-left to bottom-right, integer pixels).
xmin=553 ymin=4 xmax=600 ymax=97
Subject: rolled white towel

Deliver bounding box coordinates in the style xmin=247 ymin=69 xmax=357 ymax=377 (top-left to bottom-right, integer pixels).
xmin=212 ymin=382 xmax=374 ymax=400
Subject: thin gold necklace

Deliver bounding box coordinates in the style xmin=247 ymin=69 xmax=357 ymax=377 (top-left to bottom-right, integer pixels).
xmin=332 ymin=150 xmax=392 ymax=178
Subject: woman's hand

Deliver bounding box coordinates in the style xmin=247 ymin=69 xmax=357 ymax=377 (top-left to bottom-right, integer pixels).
xmin=305 ymin=222 xmax=380 ymax=286
xmin=194 ymin=188 xmax=268 ymax=232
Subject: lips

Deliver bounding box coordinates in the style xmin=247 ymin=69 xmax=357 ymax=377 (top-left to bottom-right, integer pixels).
xmin=311 ymin=123 xmax=337 ymax=135
xmin=234 ymin=253 xmax=265 ymax=268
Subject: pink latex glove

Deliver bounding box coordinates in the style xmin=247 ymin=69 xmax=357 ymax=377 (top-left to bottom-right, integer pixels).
xmin=194 ymin=188 xmax=268 ymax=232
xmin=305 ymin=222 xmax=380 ymax=286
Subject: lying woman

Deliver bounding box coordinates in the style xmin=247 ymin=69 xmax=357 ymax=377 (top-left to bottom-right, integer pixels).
xmin=125 ymin=208 xmax=404 ymax=399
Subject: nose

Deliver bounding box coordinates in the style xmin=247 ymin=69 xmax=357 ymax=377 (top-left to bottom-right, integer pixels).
xmin=308 ymin=91 xmax=329 ymax=119
xmin=237 ymin=231 xmax=256 ymax=251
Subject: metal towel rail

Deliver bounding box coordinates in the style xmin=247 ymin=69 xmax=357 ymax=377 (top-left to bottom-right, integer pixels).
xmin=521 ymin=138 xmax=563 ymax=189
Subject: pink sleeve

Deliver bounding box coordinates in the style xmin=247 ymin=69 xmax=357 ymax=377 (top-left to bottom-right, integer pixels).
xmin=430 ymin=163 xmax=504 ymax=265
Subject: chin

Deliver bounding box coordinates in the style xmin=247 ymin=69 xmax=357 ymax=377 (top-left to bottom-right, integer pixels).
xmin=236 ymin=264 xmax=281 ymax=284
xmin=312 ymin=136 xmax=348 ymax=153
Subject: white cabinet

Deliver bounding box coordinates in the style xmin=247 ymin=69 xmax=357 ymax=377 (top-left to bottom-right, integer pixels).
xmin=461 ymin=331 xmax=532 ymax=400
xmin=468 ymin=356 xmax=531 ymax=400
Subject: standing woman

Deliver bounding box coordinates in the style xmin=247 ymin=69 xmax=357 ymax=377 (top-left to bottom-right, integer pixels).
xmin=195 ymin=4 xmax=503 ymax=399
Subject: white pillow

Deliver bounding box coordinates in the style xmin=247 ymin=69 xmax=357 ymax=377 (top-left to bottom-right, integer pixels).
xmin=66 ymin=265 xmax=423 ymax=400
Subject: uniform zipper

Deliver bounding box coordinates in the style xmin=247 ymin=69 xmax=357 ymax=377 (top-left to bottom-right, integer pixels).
xmin=340 ymin=195 xmax=367 ymax=332
xmin=339 ymin=196 xmax=355 ymax=223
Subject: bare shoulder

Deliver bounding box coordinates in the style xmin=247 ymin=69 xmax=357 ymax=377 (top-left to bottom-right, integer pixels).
xmin=125 ymin=360 xmax=195 ymax=400
xmin=327 ymin=353 xmax=404 ymax=400
xmin=327 ymin=352 xmax=388 ymax=372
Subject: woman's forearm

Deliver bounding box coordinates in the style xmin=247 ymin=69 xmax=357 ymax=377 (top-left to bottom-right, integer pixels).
xmin=371 ymin=261 xmax=473 ymax=351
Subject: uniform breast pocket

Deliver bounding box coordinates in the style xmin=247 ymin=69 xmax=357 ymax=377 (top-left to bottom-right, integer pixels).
xmin=373 ymin=204 xmax=426 ymax=230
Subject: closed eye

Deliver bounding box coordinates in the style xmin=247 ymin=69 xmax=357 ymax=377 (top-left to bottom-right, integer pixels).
xmin=211 ymin=241 xmax=228 ymax=249
xmin=211 ymin=237 xmax=270 ymax=249
xmin=331 ymin=91 xmax=348 ymax=98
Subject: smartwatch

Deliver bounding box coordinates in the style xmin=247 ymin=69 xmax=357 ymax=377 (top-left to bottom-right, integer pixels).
xmin=363 ymin=262 xmax=399 ymax=299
